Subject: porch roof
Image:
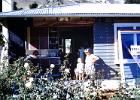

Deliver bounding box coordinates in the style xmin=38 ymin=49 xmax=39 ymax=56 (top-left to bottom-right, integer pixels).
xmin=0 ymin=4 xmax=140 ymax=17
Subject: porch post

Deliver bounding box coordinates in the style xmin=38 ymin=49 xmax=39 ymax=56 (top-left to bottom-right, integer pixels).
xmin=0 ymin=0 xmax=12 ymax=65
xmin=1 ymin=26 xmax=9 ymax=64
xmin=118 ymin=31 xmax=125 ymax=87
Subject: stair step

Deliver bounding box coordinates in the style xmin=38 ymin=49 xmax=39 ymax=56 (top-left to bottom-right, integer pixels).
xmin=94 ymin=44 xmax=114 ymax=46
xmin=95 ymin=54 xmax=115 ymax=57
xmin=94 ymin=51 xmax=114 ymax=54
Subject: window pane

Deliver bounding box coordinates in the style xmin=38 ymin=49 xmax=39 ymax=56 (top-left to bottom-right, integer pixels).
xmin=137 ymin=34 xmax=140 ymax=45
xmin=121 ymin=34 xmax=134 ymax=59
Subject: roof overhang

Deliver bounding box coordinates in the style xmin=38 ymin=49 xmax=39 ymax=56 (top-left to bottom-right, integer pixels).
xmin=0 ymin=4 xmax=140 ymax=17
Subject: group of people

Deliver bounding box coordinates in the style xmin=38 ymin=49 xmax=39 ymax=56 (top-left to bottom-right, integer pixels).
xmin=74 ymin=48 xmax=99 ymax=80
xmin=28 ymin=48 xmax=100 ymax=80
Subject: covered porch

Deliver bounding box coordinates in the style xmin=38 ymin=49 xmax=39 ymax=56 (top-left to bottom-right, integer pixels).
xmin=0 ymin=4 xmax=140 ymax=98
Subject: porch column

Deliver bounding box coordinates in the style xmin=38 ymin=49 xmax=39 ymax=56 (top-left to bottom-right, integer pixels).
xmin=0 ymin=0 xmax=12 ymax=65
xmin=1 ymin=26 xmax=9 ymax=64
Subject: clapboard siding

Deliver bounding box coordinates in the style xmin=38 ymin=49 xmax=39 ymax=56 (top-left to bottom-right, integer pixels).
xmin=124 ymin=63 xmax=140 ymax=85
xmin=93 ymin=21 xmax=119 ymax=79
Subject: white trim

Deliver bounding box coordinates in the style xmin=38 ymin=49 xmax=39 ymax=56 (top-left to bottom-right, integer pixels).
xmin=134 ymin=34 xmax=137 ymax=45
xmin=114 ymin=23 xmax=140 ymax=64
xmin=118 ymin=31 xmax=125 ymax=85
xmin=118 ymin=30 xmax=140 ymax=86
xmin=119 ymin=30 xmax=140 ymax=62
xmin=114 ymin=23 xmax=118 ymax=64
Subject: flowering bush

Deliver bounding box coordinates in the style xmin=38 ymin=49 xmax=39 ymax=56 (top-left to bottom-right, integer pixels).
xmin=0 ymin=57 xmax=140 ymax=99
xmin=0 ymin=57 xmax=36 ymax=98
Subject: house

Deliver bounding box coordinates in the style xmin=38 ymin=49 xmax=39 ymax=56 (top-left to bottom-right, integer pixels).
xmin=1 ymin=0 xmax=140 ymax=86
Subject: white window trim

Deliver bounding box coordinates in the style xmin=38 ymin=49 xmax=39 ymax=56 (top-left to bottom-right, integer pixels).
xmin=118 ymin=30 xmax=125 ymax=84
xmin=118 ymin=30 xmax=140 ymax=85
xmin=114 ymin=23 xmax=140 ymax=64
xmin=118 ymin=30 xmax=140 ymax=63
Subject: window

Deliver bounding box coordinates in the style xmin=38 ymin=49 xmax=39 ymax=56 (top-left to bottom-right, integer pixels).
xmin=114 ymin=23 xmax=140 ymax=64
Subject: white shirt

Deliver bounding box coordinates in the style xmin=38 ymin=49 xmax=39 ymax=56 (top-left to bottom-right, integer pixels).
xmin=85 ymin=54 xmax=99 ymax=75
xmin=75 ymin=63 xmax=84 ymax=73
xmin=85 ymin=54 xmax=99 ymax=65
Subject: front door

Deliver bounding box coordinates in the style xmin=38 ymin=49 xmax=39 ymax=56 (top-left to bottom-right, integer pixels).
xmin=118 ymin=30 xmax=140 ymax=86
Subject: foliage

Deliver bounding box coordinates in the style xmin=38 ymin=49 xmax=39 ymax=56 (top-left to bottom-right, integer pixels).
xmin=0 ymin=57 xmax=140 ymax=99
xmin=13 ymin=2 xmax=23 ymax=10
xmin=0 ymin=57 xmax=36 ymax=96
xmin=29 ymin=2 xmax=38 ymax=9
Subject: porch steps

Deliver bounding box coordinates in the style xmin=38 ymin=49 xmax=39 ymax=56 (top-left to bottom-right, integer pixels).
xmin=94 ymin=43 xmax=120 ymax=79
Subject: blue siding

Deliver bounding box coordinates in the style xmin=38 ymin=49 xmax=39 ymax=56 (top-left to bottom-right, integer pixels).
xmin=136 ymin=27 xmax=140 ymax=30
xmin=117 ymin=27 xmax=133 ymax=31
xmin=93 ymin=21 xmax=119 ymax=79
xmin=124 ymin=63 xmax=140 ymax=84
xmin=94 ymin=23 xmax=114 ymax=44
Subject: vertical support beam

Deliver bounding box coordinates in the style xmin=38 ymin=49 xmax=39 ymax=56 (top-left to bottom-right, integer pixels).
xmin=118 ymin=31 xmax=125 ymax=87
xmin=1 ymin=26 xmax=9 ymax=64
xmin=25 ymin=27 xmax=30 ymax=56
xmin=1 ymin=0 xmax=12 ymax=64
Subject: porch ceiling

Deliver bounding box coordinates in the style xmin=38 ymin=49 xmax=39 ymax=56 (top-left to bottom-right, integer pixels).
xmin=0 ymin=4 xmax=140 ymax=17
xmin=33 ymin=17 xmax=94 ymax=27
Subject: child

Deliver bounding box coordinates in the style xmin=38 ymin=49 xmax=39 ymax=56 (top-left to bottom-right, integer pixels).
xmin=74 ymin=58 xmax=84 ymax=80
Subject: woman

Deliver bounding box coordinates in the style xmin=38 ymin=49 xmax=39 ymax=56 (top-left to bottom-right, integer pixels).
xmin=84 ymin=48 xmax=99 ymax=79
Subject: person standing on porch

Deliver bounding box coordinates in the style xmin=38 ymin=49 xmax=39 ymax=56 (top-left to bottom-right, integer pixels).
xmin=84 ymin=48 xmax=99 ymax=79
xmin=74 ymin=58 xmax=84 ymax=80
xmin=78 ymin=47 xmax=85 ymax=62
xmin=58 ymin=49 xmax=65 ymax=66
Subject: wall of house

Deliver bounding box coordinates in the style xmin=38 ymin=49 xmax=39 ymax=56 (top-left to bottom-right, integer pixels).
xmin=94 ymin=17 xmax=140 ymax=80
xmin=93 ymin=18 xmax=119 ymax=79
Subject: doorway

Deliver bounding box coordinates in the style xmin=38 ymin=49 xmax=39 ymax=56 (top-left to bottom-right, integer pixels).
xmin=59 ymin=26 xmax=93 ymax=54
xmin=59 ymin=26 xmax=93 ymax=78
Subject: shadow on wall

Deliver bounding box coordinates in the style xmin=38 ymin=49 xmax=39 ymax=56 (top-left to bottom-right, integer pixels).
xmin=94 ymin=57 xmax=118 ymax=79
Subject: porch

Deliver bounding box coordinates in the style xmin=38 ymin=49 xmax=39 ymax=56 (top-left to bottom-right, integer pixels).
xmin=1 ymin=4 xmax=140 ymax=99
